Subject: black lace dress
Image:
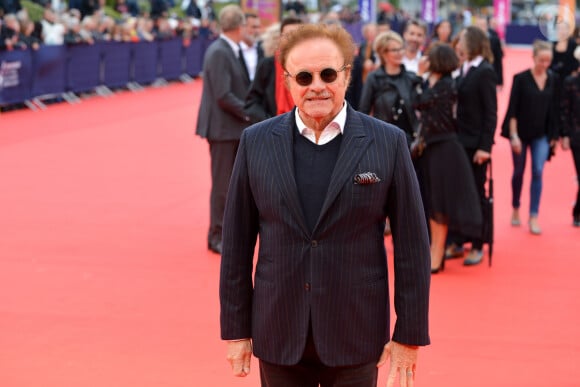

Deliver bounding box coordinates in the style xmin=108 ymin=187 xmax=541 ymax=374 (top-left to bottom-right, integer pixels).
xmin=414 ymin=75 xmax=483 ymax=237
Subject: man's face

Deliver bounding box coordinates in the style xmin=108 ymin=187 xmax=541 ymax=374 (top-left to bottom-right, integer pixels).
xmin=403 ymin=24 xmax=425 ymax=53
xmin=285 ymin=38 xmax=349 ymax=124
xmin=243 ymin=16 xmax=261 ymax=45
xmin=364 ymin=24 xmax=377 ymax=43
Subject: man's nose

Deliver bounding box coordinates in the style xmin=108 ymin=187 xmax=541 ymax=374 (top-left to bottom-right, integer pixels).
xmin=309 ymin=74 xmax=327 ymax=89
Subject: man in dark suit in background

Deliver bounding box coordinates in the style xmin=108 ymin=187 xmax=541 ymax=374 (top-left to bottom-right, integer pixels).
xmin=244 ymin=16 xmax=303 ymax=123
xmin=196 ymin=5 xmax=251 ymax=254
xmin=239 ymin=12 xmax=263 ymax=83
xmin=475 ymin=16 xmax=504 ymax=89
xmin=220 ymin=23 xmax=430 ymax=386
xmin=346 ymin=22 xmax=378 ymax=110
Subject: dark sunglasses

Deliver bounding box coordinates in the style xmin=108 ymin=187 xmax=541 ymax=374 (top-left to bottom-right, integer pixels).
xmin=285 ymin=65 xmax=350 ymax=86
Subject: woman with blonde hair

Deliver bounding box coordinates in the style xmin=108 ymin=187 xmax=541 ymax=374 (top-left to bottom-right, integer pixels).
xmin=359 ymin=30 xmax=421 ymax=146
xmin=501 ymin=40 xmax=560 ymax=234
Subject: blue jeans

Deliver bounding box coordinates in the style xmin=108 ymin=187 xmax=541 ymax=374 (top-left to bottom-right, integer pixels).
xmin=511 ymin=136 xmax=550 ymax=217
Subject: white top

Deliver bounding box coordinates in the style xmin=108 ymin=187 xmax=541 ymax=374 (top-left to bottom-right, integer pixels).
xmin=402 ymin=51 xmax=422 ymax=74
xmin=462 ymin=55 xmax=484 ymax=76
xmin=240 ymin=41 xmax=259 ymax=81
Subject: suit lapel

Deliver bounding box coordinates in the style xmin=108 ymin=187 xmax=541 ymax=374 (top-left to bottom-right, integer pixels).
xmin=315 ymin=108 xmax=372 ymax=231
xmin=238 ymin=48 xmax=251 ymax=83
xmin=270 ymin=112 xmax=310 ymax=236
xmin=458 ymin=60 xmax=484 ymax=88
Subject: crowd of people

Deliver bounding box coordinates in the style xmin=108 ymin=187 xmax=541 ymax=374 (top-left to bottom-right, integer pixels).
xmin=195 ymin=5 xmax=580 ymax=277
xmin=201 ymin=7 xmax=579 ymax=385
xmin=0 ymin=0 xmax=219 ymax=51
xmin=3 ymin=1 xmax=579 ymax=263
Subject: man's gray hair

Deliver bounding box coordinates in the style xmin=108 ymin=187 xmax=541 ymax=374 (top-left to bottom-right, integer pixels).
xmin=219 ymin=5 xmax=245 ymax=33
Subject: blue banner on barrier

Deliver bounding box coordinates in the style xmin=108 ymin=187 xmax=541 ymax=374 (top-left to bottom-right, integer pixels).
xmin=184 ymin=37 xmax=203 ymax=77
xmin=66 ymin=43 xmax=101 ymax=93
xmin=101 ymin=41 xmax=131 ymax=88
xmin=133 ymin=41 xmax=158 ymax=85
xmin=505 ymin=25 xmax=544 ymax=45
xmin=0 ymin=50 xmax=33 ymax=105
xmin=31 ymin=45 xmax=67 ymax=97
xmin=159 ymin=38 xmax=183 ymax=81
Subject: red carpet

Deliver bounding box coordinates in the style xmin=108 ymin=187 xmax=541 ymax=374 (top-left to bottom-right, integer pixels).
xmin=0 ymin=47 xmax=579 ymax=386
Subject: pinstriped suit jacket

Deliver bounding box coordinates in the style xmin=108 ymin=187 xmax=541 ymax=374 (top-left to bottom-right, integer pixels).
xmin=220 ymin=106 xmax=431 ymax=367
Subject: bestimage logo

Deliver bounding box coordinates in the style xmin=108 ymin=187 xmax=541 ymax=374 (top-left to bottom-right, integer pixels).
xmin=0 ymin=60 xmax=22 ymax=90
xmin=536 ymin=5 xmax=576 ymax=42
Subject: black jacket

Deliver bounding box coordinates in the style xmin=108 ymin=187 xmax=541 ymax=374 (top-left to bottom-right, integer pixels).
xmin=456 ymin=60 xmax=497 ymax=152
xmin=359 ymin=65 xmax=421 ymax=145
xmin=244 ymin=56 xmax=276 ymax=123
xmin=560 ymin=74 xmax=580 ymax=145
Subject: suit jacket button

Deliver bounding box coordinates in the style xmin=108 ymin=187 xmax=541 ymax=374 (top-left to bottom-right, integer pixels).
xmin=305 ymin=283 xmax=311 ymax=291
xmin=311 ymin=240 xmax=318 ymax=248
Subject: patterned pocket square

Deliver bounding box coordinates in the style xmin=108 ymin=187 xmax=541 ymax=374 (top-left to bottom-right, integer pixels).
xmin=354 ymin=172 xmax=381 ymax=185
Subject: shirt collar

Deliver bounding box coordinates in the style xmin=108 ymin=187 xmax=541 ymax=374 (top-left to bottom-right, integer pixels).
xmin=220 ymin=33 xmax=240 ymax=57
xmin=463 ymin=55 xmax=484 ymax=74
xmin=295 ymin=102 xmax=348 ymax=144
xmin=239 ymin=41 xmax=255 ymax=50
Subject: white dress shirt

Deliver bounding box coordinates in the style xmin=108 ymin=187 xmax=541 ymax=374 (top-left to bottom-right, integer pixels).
xmin=240 ymin=41 xmax=259 ymax=81
xmin=295 ymin=102 xmax=347 ymax=145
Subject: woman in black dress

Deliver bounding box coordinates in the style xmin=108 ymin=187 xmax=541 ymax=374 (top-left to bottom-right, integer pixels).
xmin=414 ymin=43 xmax=482 ymax=273
xmin=561 ymin=47 xmax=580 ymax=226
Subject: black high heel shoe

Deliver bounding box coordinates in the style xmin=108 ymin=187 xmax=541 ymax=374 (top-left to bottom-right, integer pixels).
xmin=431 ymin=256 xmax=445 ymax=274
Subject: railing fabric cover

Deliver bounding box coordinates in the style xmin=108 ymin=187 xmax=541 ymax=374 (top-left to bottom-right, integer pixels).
xmin=101 ymin=41 xmax=132 ymax=88
xmin=66 ymin=43 xmax=101 ymax=93
xmin=158 ymin=38 xmax=183 ymax=81
xmin=184 ymin=37 xmax=203 ymax=77
xmin=31 ymin=45 xmax=67 ymax=97
xmin=132 ymin=41 xmax=159 ymax=85
xmin=505 ymin=25 xmax=545 ymax=45
xmin=0 ymin=50 xmax=33 ymax=104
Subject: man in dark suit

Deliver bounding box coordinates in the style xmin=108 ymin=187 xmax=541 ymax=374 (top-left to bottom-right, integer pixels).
xmin=238 ymin=12 xmax=263 ymax=83
xmin=220 ymin=23 xmax=431 ymax=386
xmin=346 ymin=22 xmax=378 ymax=110
xmin=244 ymin=16 xmax=303 ymax=123
xmin=475 ymin=16 xmax=504 ymax=89
xmin=196 ymin=5 xmax=251 ymax=254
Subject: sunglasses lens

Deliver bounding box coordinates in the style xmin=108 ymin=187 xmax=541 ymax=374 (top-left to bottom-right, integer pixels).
xmin=320 ymin=68 xmax=338 ymax=83
xmin=295 ymin=72 xmax=313 ymax=86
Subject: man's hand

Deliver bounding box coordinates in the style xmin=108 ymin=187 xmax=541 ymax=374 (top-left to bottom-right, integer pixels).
xmin=561 ymin=136 xmax=571 ymax=151
xmin=377 ymin=341 xmax=418 ymax=387
xmin=473 ymin=149 xmax=491 ymax=165
xmin=226 ymin=339 xmax=252 ymax=377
